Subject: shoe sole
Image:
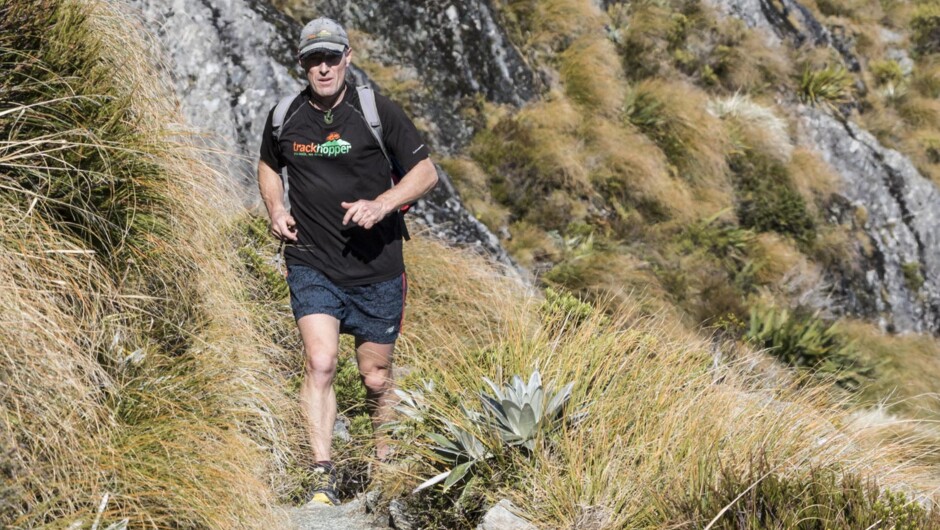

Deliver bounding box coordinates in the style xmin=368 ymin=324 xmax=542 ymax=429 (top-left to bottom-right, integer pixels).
xmin=308 ymin=491 xmax=340 ymax=506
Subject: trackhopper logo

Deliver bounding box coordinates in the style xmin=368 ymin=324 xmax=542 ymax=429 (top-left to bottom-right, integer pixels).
xmin=293 ymin=132 xmax=352 ymax=157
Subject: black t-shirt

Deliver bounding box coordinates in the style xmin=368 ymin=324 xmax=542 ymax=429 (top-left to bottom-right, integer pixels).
xmin=260 ymin=84 xmax=429 ymax=286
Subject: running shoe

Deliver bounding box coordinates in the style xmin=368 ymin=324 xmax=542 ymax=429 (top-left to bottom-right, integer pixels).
xmin=305 ymin=463 xmax=340 ymax=506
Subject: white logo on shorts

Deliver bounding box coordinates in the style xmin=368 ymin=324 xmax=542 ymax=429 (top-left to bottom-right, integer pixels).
xmin=386 ymin=326 xmax=396 ymax=334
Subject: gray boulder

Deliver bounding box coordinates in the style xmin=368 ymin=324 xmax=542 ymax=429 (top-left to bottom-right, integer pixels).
xmin=476 ymin=499 xmax=538 ymax=530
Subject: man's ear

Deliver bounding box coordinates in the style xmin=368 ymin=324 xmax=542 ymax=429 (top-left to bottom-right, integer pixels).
xmin=345 ymin=49 xmax=353 ymax=66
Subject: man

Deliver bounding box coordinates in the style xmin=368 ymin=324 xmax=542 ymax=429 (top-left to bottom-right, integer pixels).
xmin=257 ymin=17 xmax=438 ymax=506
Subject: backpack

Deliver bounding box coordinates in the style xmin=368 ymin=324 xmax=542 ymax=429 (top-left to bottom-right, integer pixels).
xmin=270 ymin=85 xmax=414 ymax=219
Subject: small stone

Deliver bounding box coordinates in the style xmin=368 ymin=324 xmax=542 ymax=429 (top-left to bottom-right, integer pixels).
xmin=476 ymin=499 xmax=537 ymax=530
xmin=388 ymin=498 xmax=415 ymax=530
xmin=333 ymin=415 xmax=351 ymax=443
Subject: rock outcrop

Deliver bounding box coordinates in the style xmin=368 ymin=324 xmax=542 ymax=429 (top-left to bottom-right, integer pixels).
xmin=708 ymin=0 xmax=859 ymax=71
xmin=709 ymin=0 xmax=940 ymax=333
xmin=312 ymin=0 xmax=539 ymax=152
xmin=801 ymin=108 xmax=940 ymax=333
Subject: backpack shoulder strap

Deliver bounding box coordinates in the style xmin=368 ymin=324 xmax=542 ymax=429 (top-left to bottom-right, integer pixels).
xmin=272 ymin=93 xmax=304 ymax=141
xmin=355 ymin=85 xmax=412 ymax=239
xmin=271 ymin=92 xmax=303 ymax=211
xmin=356 ymin=85 xmax=392 ymax=166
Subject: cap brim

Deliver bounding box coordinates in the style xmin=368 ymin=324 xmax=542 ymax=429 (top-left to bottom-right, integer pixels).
xmin=299 ymin=42 xmax=346 ymax=57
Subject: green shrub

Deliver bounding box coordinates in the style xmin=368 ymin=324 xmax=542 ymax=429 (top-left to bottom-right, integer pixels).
xmin=871 ymin=59 xmax=905 ymax=87
xmin=902 ymin=261 xmax=926 ymax=292
xmin=799 ymin=64 xmax=854 ymax=109
xmin=912 ymin=3 xmax=940 ymax=55
xmin=680 ymin=210 xmax=755 ymax=261
xmin=746 ymin=305 xmax=871 ymax=388
xmin=237 ymin=217 xmax=290 ymax=300
xmin=730 ymin=151 xmax=817 ymax=246
xmin=541 ymin=287 xmax=596 ymax=326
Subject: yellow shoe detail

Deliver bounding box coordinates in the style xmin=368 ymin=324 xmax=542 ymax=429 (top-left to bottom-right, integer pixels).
xmin=310 ymin=492 xmax=337 ymax=506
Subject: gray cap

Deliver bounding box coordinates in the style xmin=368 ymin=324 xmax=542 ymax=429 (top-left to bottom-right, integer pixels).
xmin=298 ymin=17 xmax=349 ymax=58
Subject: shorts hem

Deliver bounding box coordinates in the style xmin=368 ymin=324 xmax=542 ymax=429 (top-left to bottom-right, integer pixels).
xmin=351 ymin=333 xmax=399 ymax=345
xmin=293 ymin=308 xmax=344 ymax=322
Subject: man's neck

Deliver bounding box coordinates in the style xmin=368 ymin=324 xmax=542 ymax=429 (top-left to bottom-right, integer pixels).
xmin=308 ymin=83 xmax=347 ymax=111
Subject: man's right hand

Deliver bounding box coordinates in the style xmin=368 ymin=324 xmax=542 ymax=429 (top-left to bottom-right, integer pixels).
xmin=270 ymin=211 xmax=298 ymax=241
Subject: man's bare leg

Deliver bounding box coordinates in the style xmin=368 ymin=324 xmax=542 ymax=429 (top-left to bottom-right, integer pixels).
xmin=298 ymin=314 xmax=341 ymax=462
xmin=355 ymin=338 xmax=395 ymax=461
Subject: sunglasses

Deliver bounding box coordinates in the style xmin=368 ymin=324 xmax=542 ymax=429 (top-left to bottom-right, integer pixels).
xmin=301 ymin=51 xmax=346 ymax=67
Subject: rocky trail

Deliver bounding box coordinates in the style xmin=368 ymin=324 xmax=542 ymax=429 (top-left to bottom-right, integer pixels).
xmin=283 ymin=498 xmax=389 ymax=530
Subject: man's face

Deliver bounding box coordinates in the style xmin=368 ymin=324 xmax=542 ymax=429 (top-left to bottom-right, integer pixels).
xmin=301 ymin=49 xmax=351 ymax=98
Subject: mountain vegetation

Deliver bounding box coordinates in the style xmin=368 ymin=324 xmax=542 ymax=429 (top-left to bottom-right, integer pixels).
xmin=4 ymin=0 xmax=940 ymax=528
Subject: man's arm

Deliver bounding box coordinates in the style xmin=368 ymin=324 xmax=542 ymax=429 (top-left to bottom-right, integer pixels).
xmin=341 ymin=158 xmax=438 ymax=229
xmin=258 ymin=159 xmax=298 ymax=241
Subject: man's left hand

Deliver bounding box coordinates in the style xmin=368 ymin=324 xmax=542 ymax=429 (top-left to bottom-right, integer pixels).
xmin=341 ymin=199 xmax=393 ymax=230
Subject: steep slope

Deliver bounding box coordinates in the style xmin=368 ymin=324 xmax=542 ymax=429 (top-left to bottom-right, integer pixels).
xmin=0 ymin=1 xmax=295 ymax=526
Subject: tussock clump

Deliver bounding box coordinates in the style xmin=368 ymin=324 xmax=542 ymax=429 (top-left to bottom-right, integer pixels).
xmin=1 ymin=0 xmax=291 ymax=526
xmin=438 ymin=157 xmax=512 ymax=234
xmin=586 ymin=118 xmax=697 ymax=224
xmin=624 ymin=79 xmax=732 ymax=196
xmin=708 ymin=93 xmax=793 ymax=161
xmin=902 ymin=129 xmax=940 ymax=184
xmin=837 ymin=320 xmax=940 ymax=418
xmin=608 ymin=0 xmax=679 ymax=80
xmin=470 ymin=94 xmax=590 ymax=223
xmin=786 ymin=147 xmax=841 ymax=211
xmin=560 ymin=34 xmax=624 ymax=116
xmin=498 ymin=0 xmax=604 ymax=55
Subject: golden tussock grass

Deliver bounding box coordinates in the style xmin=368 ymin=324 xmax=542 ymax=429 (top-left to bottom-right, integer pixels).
xmin=381 ymin=240 xmax=940 ymax=526
xmin=722 ymin=27 xmax=794 ymax=92
xmin=902 ymin=128 xmax=940 ymax=185
xmin=1 ymin=0 xmax=293 ymax=526
xmin=608 ymin=0 xmax=676 ymax=79
xmin=625 ymin=79 xmax=732 ymax=196
xmin=475 ymin=92 xmax=592 ymax=197
xmin=836 ymin=320 xmax=940 ymax=470
xmin=498 ymin=0 xmax=604 ymax=53
xmin=503 ymin=220 xmax=562 ymax=269
xmin=856 ymin=97 xmax=906 ymax=146
xmin=560 ymin=35 xmax=625 ymax=117
xmin=585 ymin=118 xmax=699 ymax=224
xmin=786 ymin=147 xmax=841 ymax=211
xmin=750 ymin=232 xmax=816 ymax=287
xmin=400 ymin=235 xmax=539 ymax=360
xmin=913 ymin=57 xmax=940 ymax=99
xmin=708 ymin=93 xmax=793 ymax=162
xmin=837 ymin=320 xmax=940 ymax=419
xmin=895 ymin=92 xmax=940 ymax=129
xmin=438 ymin=157 xmax=512 ymax=233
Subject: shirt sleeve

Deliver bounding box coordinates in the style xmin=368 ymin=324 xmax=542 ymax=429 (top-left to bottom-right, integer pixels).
xmin=375 ymin=93 xmax=429 ymax=174
xmin=259 ymin=107 xmax=283 ymax=172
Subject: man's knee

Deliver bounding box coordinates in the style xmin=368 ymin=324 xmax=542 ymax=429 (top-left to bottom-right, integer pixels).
xmin=360 ymin=367 xmax=390 ymax=394
xmin=304 ymin=343 xmax=338 ymax=382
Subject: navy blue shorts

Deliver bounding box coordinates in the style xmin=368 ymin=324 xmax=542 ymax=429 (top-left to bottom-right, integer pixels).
xmin=286 ymin=265 xmax=406 ymax=344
